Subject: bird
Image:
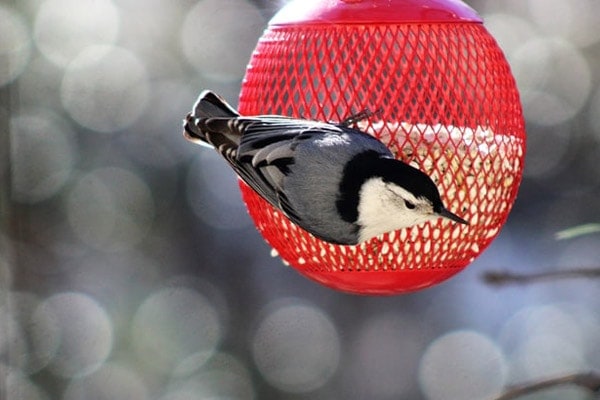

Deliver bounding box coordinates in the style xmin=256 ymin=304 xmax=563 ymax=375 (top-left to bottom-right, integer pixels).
xmin=183 ymin=90 xmax=468 ymax=245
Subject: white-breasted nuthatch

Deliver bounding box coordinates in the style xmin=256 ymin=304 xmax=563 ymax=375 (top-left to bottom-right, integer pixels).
xmin=183 ymin=90 xmax=468 ymax=245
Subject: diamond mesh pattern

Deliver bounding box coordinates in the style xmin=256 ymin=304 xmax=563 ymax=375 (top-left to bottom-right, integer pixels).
xmin=238 ymin=22 xmax=525 ymax=294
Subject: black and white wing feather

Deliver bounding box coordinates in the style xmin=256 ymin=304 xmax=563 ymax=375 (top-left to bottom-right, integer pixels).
xmin=183 ymin=91 xmax=345 ymax=227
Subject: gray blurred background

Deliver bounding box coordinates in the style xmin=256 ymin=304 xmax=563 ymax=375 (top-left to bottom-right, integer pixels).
xmin=1 ymin=0 xmax=600 ymax=399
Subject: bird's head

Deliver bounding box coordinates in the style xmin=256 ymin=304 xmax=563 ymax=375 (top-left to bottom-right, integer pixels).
xmin=354 ymin=156 xmax=468 ymax=243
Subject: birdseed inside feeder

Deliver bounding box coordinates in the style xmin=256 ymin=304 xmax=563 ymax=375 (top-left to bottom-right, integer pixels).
xmin=237 ymin=0 xmax=526 ymax=294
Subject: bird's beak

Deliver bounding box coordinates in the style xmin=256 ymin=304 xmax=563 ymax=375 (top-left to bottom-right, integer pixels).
xmin=438 ymin=207 xmax=469 ymax=225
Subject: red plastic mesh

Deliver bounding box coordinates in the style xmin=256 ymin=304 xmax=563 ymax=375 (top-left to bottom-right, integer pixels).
xmin=238 ymin=22 xmax=525 ymax=294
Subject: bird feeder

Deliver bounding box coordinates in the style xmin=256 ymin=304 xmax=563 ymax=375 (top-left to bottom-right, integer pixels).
xmin=238 ymin=0 xmax=526 ymax=294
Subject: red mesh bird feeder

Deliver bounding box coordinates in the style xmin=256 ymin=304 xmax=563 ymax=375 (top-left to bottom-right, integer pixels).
xmin=238 ymin=0 xmax=526 ymax=294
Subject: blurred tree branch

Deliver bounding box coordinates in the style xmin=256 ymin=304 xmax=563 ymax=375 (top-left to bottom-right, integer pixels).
xmin=484 ymin=223 xmax=600 ymax=286
xmin=492 ymin=371 xmax=600 ymax=400
xmin=483 ymin=267 xmax=600 ymax=287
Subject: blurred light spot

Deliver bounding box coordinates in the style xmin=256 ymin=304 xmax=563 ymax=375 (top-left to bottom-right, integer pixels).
xmin=33 ymin=0 xmax=119 ymax=67
xmin=0 ymin=5 xmax=31 ymax=86
xmin=63 ymin=363 xmax=148 ymax=400
xmin=164 ymin=353 xmax=254 ymax=400
xmin=520 ymin=90 xmax=577 ymax=127
xmin=521 ymin=123 xmax=571 ymax=180
xmin=528 ymin=0 xmax=600 ymax=47
xmin=185 ymin=151 xmax=252 ymax=231
xmin=482 ymin=14 xmax=537 ymax=57
xmin=32 ymin=292 xmax=113 ymax=378
xmin=67 ymin=167 xmax=155 ymax=252
xmin=512 ymin=38 xmax=591 ymax=125
xmin=419 ymin=330 xmax=507 ymax=400
xmin=252 ymin=299 xmax=340 ymax=393
xmin=180 ymin=0 xmax=264 ymax=81
xmin=514 ymin=335 xmax=586 ymax=379
xmin=527 ymin=0 xmax=573 ymax=39
xmin=348 ymin=313 xmax=426 ymax=397
xmin=61 ymin=45 xmax=149 ymax=133
xmin=116 ymin=0 xmax=187 ymax=58
xmin=10 ymin=112 xmax=75 ymax=204
xmin=499 ymin=304 xmax=584 ymax=356
xmin=67 ymin=252 xmax=161 ymax=308
xmin=0 ymin=364 xmax=48 ymax=400
xmin=124 ymin=80 xmax=199 ymax=168
xmin=499 ymin=304 xmax=592 ymax=380
xmin=28 ymin=295 xmax=61 ymax=373
xmin=131 ymin=287 xmax=222 ymax=374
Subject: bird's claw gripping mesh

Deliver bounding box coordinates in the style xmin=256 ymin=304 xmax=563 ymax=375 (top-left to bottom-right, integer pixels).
xmin=238 ymin=3 xmax=525 ymax=294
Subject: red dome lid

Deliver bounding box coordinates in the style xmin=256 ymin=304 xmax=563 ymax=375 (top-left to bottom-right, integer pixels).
xmin=270 ymin=0 xmax=482 ymax=25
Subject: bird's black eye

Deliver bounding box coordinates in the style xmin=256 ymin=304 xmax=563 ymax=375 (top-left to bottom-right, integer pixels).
xmin=404 ymin=200 xmax=416 ymax=209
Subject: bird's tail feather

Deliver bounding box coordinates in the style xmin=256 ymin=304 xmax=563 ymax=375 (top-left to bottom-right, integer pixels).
xmin=193 ymin=90 xmax=239 ymax=119
xmin=183 ymin=90 xmax=240 ymax=146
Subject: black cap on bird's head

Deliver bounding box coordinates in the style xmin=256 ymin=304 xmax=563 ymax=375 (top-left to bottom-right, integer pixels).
xmin=337 ymin=150 xmax=469 ymax=232
xmin=375 ymin=156 xmax=469 ymax=225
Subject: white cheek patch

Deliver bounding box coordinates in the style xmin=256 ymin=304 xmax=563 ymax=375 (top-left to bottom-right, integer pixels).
xmin=357 ymin=178 xmax=435 ymax=242
xmin=357 ymin=178 xmax=387 ymax=219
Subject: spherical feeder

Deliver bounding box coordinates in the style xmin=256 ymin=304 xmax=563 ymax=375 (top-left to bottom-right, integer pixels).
xmin=238 ymin=0 xmax=526 ymax=295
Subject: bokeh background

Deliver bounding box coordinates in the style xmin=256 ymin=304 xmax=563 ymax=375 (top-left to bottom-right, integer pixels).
xmin=1 ymin=0 xmax=600 ymax=399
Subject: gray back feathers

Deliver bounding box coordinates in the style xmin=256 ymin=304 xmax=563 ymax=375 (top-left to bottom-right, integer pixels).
xmin=184 ymin=90 xmax=392 ymax=244
xmin=283 ymin=132 xmax=391 ymax=244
